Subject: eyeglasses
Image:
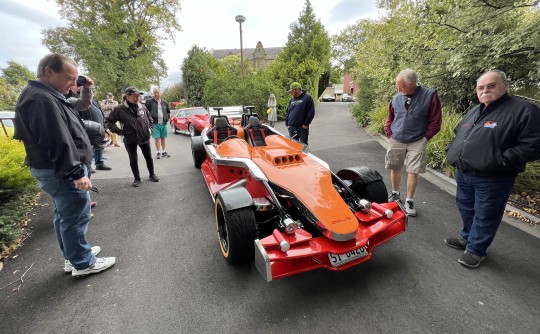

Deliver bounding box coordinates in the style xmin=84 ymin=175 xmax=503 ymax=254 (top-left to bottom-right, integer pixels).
xmin=90 ymin=187 xmax=99 ymax=193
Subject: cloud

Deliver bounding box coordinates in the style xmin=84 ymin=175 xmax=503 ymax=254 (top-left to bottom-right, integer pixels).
xmin=160 ymin=70 xmax=182 ymax=88
xmin=328 ymin=0 xmax=379 ymax=27
xmin=0 ymin=0 xmax=67 ymax=72
xmin=0 ymin=0 xmax=65 ymax=28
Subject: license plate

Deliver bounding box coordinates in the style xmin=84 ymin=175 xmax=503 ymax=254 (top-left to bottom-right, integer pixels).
xmin=328 ymin=246 xmax=368 ymax=267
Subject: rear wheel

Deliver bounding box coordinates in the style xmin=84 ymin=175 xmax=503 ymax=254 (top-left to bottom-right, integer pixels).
xmin=191 ymin=136 xmax=206 ymax=168
xmin=215 ymin=197 xmax=256 ymax=263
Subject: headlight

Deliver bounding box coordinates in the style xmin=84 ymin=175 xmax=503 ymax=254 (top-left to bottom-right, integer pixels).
xmin=283 ymin=217 xmax=298 ymax=234
xmin=358 ymin=199 xmax=372 ymax=212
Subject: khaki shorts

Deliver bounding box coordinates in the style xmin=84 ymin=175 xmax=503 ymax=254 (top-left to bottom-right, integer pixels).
xmin=385 ymin=137 xmax=428 ymax=174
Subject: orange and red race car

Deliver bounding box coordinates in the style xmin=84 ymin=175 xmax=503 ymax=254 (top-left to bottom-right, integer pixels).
xmin=191 ymin=107 xmax=407 ymax=282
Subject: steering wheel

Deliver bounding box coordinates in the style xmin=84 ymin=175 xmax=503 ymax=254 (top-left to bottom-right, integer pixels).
xmin=222 ymin=135 xmax=240 ymax=141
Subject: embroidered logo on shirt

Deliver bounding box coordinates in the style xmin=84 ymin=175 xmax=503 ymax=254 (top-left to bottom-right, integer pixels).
xmin=483 ymin=120 xmax=497 ymax=128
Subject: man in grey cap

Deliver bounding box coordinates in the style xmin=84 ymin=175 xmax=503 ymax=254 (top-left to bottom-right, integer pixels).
xmin=285 ymin=82 xmax=315 ymax=145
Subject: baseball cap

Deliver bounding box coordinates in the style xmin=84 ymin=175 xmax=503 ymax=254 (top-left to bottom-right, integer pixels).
xmin=124 ymin=87 xmax=141 ymax=95
xmin=289 ymin=82 xmax=302 ymax=92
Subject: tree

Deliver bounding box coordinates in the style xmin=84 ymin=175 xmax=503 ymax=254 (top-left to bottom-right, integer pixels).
xmin=268 ymin=0 xmax=331 ymax=99
xmin=181 ymin=45 xmax=215 ymax=107
xmin=42 ymin=0 xmax=181 ymax=98
xmin=346 ymin=0 xmax=540 ymax=112
xmin=161 ymin=82 xmax=183 ymax=103
xmin=0 ymin=61 xmax=35 ymax=110
xmin=330 ymin=22 xmax=368 ymax=72
xmin=1 ymin=61 xmax=35 ymax=88
xmin=204 ymin=55 xmax=281 ymax=119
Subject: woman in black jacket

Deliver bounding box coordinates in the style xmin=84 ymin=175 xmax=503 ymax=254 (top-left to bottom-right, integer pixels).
xmin=106 ymin=87 xmax=159 ymax=187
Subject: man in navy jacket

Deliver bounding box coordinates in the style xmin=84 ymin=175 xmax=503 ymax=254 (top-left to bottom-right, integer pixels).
xmin=445 ymin=69 xmax=540 ymax=268
xmin=285 ymin=82 xmax=315 ymax=145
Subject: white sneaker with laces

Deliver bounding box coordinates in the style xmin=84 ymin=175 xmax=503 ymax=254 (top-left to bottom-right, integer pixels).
xmin=389 ymin=191 xmax=401 ymax=202
xmin=72 ymin=257 xmax=116 ymax=277
xmin=64 ymin=246 xmax=101 ymax=272
xmin=405 ymin=200 xmax=417 ymax=217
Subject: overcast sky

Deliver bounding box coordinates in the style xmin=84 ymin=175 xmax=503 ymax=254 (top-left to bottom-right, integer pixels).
xmin=0 ymin=0 xmax=380 ymax=87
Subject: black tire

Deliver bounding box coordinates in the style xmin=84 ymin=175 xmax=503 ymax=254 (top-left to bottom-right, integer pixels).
xmin=189 ymin=123 xmax=200 ymax=137
xmin=215 ymin=198 xmax=256 ymax=263
xmin=363 ymin=180 xmax=388 ymax=203
xmin=191 ymin=136 xmax=206 ymax=168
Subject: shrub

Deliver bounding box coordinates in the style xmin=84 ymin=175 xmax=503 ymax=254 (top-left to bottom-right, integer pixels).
xmin=0 ymin=189 xmax=38 ymax=253
xmin=0 ymin=136 xmax=37 ymax=192
xmin=367 ymin=104 xmax=388 ymax=135
xmin=0 ymin=136 xmax=39 ymax=255
xmin=514 ymin=161 xmax=540 ymax=193
xmin=350 ymin=103 xmax=371 ymax=127
xmin=426 ymin=108 xmax=462 ymax=177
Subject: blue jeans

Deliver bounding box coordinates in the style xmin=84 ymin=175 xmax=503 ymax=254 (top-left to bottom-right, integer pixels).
xmin=288 ymin=126 xmax=309 ymax=145
xmin=93 ymin=147 xmax=104 ymax=167
xmin=30 ymin=167 xmax=96 ymax=270
xmin=455 ymin=170 xmax=516 ymax=257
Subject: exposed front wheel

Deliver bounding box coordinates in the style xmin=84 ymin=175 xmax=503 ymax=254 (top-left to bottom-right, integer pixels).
xmin=363 ymin=180 xmax=388 ymax=203
xmin=215 ymin=197 xmax=256 ymax=263
xmin=189 ymin=123 xmax=200 ymax=137
xmin=336 ymin=166 xmax=388 ymax=203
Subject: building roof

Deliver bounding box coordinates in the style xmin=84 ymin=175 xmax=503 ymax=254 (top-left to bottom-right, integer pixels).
xmin=212 ymin=47 xmax=284 ymax=60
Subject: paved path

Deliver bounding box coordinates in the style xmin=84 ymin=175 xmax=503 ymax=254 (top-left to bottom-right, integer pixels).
xmin=1 ymin=102 xmax=539 ymax=333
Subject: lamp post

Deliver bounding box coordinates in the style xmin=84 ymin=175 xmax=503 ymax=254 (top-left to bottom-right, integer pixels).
xmin=235 ymin=15 xmax=246 ymax=80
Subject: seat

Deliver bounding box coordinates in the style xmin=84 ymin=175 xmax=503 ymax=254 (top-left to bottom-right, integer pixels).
xmin=210 ymin=115 xmax=229 ymax=127
xmin=244 ymin=116 xmax=268 ymax=147
xmin=207 ymin=117 xmax=237 ymax=144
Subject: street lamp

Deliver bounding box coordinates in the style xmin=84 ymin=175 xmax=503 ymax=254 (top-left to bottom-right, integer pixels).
xmin=235 ymin=15 xmax=246 ymax=80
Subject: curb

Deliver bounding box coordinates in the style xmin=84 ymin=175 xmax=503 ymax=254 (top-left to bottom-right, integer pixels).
xmin=373 ymin=134 xmax=540 ymax=239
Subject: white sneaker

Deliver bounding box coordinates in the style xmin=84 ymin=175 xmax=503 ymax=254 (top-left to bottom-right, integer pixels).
xmin=405 ymin=200 xmax=417 ymax=217
xmin=64 ymin=246 xmax=101 ymax=272
xmin=72 ymin=257 xmax=116 ymax=277
xmin=389 ymin=191 xmax=401 ymax=202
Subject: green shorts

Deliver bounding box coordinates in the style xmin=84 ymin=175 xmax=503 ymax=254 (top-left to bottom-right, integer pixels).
xmin=152 ymin=123 xmax=168 ymax=138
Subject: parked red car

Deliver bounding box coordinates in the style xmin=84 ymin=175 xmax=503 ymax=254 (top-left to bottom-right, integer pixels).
xmin=169 ymin=107 xmax=209 ymax=136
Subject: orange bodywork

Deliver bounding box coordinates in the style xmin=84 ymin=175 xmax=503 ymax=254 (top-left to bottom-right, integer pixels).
xmin=214 ymin=136 xmax=358 ymax=239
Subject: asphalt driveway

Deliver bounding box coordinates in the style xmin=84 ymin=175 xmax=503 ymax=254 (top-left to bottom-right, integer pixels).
xmin=1 ymin=102 xmax=539 ymax=333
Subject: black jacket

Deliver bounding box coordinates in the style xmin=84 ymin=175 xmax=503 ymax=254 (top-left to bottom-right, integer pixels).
xmin=446 ymin=94 xmax=540 ymax=176
xmin=285 ymin=90 xmax=315 ymax=127
xmin=80 ymin=96 xmax=105 ymax=126
xmin=106 ymin=101 xmax=153 ymax=145
xmin=145 ymin=98 xmax=170 ymax=124
xmin=14 ymin=80 xmax=92 ymax=180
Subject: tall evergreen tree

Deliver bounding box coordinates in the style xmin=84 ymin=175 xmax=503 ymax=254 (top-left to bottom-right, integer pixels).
xmin=268 ymin=0 xmax=331 ymax=98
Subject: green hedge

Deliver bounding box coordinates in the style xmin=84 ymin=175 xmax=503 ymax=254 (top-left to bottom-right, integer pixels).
xmin=0 ymin=136 xmax=39 ymax=252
